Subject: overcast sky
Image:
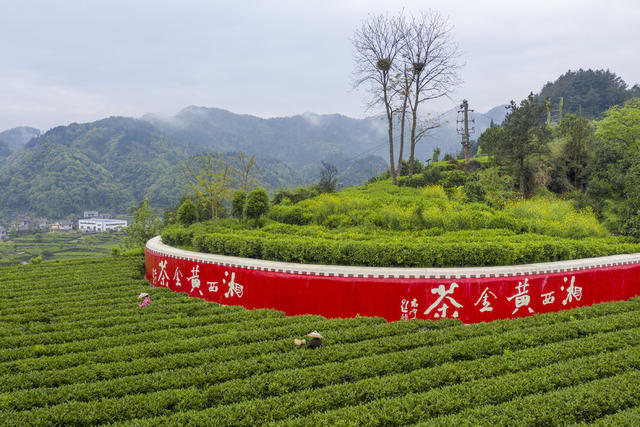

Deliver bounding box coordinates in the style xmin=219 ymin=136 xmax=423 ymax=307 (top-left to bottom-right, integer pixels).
xmin=1 ymin=0 xmax=639 ymax=131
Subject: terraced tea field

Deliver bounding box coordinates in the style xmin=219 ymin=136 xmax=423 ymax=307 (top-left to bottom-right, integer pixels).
xmin=1 ymin=256 xmax=639 ymax=425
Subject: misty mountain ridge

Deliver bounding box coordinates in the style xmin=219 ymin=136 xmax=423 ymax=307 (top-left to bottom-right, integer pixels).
xmin=142 ymin=104 xmax=506 ymax=166
xmin=0 ymin=105 xmax=504 ymax=219
xmin=0 ymin=126 xmax=41 ymax=151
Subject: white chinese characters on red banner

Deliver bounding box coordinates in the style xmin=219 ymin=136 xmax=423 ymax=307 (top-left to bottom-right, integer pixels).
xmin=146 ymin=249 xmax=639 ymax=324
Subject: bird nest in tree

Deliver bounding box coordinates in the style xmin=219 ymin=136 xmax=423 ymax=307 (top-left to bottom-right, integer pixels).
xmin=376 ymin=58 xmax=391 ymax=71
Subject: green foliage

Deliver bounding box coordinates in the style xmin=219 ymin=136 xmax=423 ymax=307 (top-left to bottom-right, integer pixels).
xmin=124 ymin=199 xmax=162 ymax=248
xmin=422 ymin=167 xmax=442 ymax=186
xmin=0 ymin=231 xmax=124 ymax=266
xmin=478 ymin=126 xmax=504 ymax=157
xmin=585 ymin=99 xmax=640 ymax=235
xmin=268 ymin=205 xmax=313 ymax=225
xmin=244 ymin=188 xmax=270 ymax=226
xmin=317 ymin=161 xmax=338 ymax=193
xmin=432 ymin=147 xmax=441 ymax=163
xmin=539 ymin=69 xmax=640 ymax=119
xmin=231 ymin=190 xmax=247 ymax=220
xmin=442 ymin=169 xmax=467 ymax=188
xmin=1 ymin=260 xmax=638 ymax=425
xmin=182 ymin=152 xmax=236 ymax=221
xmin=188 ymin=227 xmax=634 ymax=267
xmin=559 ymin=113 xmax=594 ymax=189
xmin=0 ymin=117 xmax=187 ymax=218
xmin=176 ymin=199 xmax=199 ymax=225
xmin=398 ymin=159 xmax=425 ymax=176
xmin=463 ymin=180 xmax=486 ymax=203
xmin=272 ymin=186 xmax=319 ymax=205
xmin=163 ymin=176 xmax=633 ymax=267
xmin=595 ymin=98 xmax=640 ymax=147
xmin=496 ymin=93 xmax=553 ymax=195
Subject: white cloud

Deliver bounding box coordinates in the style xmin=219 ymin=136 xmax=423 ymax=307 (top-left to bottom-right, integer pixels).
xmin=0 ymin=1 xmax=639 ymax=129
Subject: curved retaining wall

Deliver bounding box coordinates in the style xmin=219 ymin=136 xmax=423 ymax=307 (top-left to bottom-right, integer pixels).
xmin=145 ymin=236 xmax=640 ymax=323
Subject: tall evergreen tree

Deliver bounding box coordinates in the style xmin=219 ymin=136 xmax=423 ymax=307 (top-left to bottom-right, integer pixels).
xmin=496 ymin=93 xmax=552 ymax=195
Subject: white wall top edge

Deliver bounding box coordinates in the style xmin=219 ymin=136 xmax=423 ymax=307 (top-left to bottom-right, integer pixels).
xmin=146 ymin=236 xmax=640 ymax=279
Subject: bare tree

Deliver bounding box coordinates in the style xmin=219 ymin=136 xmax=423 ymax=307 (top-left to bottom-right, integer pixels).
xmin=233 ymin=151 xmax=257 ymax=192
xmin=318 ymin=161 xmax=338 ymax=193
xmin=352 ymin=13 xmax=404 ymax=185
xmin=394 ymin=63 xmax=413 ymax=172
xmin=402 ymin=10 xmax=461 ymax=178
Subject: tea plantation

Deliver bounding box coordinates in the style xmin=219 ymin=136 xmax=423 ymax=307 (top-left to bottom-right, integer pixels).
xmin=1 ymin=256 xmax=639 ymax=425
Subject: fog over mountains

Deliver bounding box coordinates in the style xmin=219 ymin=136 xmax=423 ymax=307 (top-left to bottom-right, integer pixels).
xmin=0 ymin=105 xmax=506 ymax=218
xmin=142 ymin=104 xmax=507 ymax=166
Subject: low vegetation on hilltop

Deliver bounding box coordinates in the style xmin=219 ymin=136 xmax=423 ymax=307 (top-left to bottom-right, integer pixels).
xmin=162 ymin=177 xmax=640 ymax=267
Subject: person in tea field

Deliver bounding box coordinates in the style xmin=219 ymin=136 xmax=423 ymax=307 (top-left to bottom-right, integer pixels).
xmin=306 ymin=331 xmax=323 ymax=349
xmin=138 ymin=292 xmax=150 ymax=308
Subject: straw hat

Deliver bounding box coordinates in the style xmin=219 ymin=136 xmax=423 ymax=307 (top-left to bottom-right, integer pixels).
xmin=307 ymin=331 xmax=322 ymax=339
xmin=138 ymin=292 xmax=149 ymax=299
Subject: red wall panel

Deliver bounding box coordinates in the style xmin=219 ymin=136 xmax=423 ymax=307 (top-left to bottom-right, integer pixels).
xmin=145 ymin=238 xmax=640 ymax=324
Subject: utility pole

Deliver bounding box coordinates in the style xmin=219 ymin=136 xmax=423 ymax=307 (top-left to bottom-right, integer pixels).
xmin=457 ymin=100 xmax=474 ymax=164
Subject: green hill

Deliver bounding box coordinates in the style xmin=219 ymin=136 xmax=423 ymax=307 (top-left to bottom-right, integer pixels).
xmin=0 ymin=140 xmax=11 ymax=162
xmin=539 ymin=69 xmax=640 ymax=119
xmin=0 ymin=112 xmax=390 ymax=218
xmin=0 ymin=117 xmax=187 ymax=218
xmin=1 ymin=256 xmax=638 ymax=424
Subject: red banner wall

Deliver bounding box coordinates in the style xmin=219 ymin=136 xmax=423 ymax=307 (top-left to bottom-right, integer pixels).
xmin=145 ymin=237 xmax=640 ymax=323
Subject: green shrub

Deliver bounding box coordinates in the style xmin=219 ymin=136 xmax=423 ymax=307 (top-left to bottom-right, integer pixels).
xmin=189 ymin=227 xmax=640 ymax=267
xmin=231 ymin=190 xmax=247 ymax=220
xmin=442 ymin=170 xmax=468 ymax=188
xmin=177 ymin=199 xmax=199 ymax=225
xmin=268 ymin=205 xmax=313 ymax=225
xmin=244 ymin=188 xmax=270 ymax=226
xmin=322 ymin=214 xmax=354 ymax=229
xmin=463 ymin=181 xmax=487 ymax=203
xmin=422 ymin=167 xmax=442 ymax=185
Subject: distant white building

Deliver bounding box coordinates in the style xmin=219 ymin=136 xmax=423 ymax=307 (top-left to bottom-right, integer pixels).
xmin=78 ymin=218 xmax=127 ymax=232
xmin=0 ymin=226 xmax=7 ymax=239
xmin=83 ymin=211 xmax=100 ymax=219
xmin=50 ymin=220 xmax=74 ymax=231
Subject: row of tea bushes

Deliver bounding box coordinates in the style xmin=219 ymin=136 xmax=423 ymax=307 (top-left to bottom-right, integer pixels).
xmin=161 ymin=224 xmax=640 ymax=267
xmin=1 ymin=256 xmax=638 ymax=425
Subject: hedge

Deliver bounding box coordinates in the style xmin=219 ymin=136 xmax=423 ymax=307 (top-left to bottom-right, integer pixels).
xmin=166 ymin=226 xmax=640 ymax=267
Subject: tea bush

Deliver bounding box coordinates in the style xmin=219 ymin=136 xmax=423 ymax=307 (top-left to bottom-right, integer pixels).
xmin=1 ymin=258 xmax=638 ymax=424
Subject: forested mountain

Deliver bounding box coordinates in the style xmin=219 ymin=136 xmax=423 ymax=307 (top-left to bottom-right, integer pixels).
xmin=0 ymin=96 xmax=543 ymax=220
xmin=0 ymin=141 xmax=11 ymax=161
xmin=0 ymin=117 xmax=314 ymax=218
xmin=539 ymin=69 xmax=640 ymax=119
xmin=0 ymin=104 xmax=514 ymax=219
xmin=142 ymin=106 xmax=391 ymax=168
xmin=0 ymin=117 xmax=187 ymax=218
xmin=142 ymin=105 xmax=506 ymax=170
xmin=0 ymin=126 xmax=41 ymax=151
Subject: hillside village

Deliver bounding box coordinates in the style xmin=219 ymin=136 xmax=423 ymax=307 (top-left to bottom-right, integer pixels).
xmin=0 ymin=210 xmax=127 ymax=239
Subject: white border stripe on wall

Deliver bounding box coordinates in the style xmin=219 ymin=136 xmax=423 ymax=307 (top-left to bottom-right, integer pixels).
xmin=147 ymin=236 xmax=640 ymax=279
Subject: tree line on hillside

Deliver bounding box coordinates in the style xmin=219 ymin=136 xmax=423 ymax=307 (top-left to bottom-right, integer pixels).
xmin=539 ymin=69 xmax=640 ymax=120
xmin=125 ymin=154 xmax=343 ymax=247
xmin=477 ymin=95 xmax=640 ymax=237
